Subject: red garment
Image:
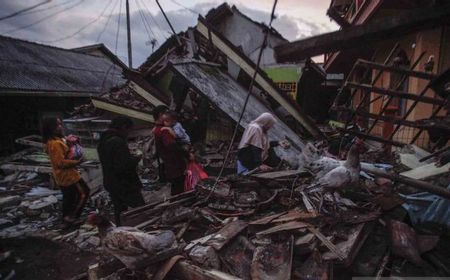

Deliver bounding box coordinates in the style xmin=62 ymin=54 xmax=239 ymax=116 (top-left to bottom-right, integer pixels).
xmin=153 ymin=125 xmax=186 ymax=180
xmin=184 ymin=161 xmax=208 ymax=192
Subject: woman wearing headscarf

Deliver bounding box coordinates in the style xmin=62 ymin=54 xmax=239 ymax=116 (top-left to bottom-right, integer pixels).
xmin=237 ymin=113 xmax=286 ymax=175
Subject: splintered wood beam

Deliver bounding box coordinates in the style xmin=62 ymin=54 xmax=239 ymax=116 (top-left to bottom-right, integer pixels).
xmin=196 ymin=17 xmax=324 ymax=139
xmin=337 ymin=128 xmax=406 ymax=147
xmin=362 ymin=165 xmax=450 ymax=200
xmin=346 ymin=82 xmax=445 ymax=106
xmin=355 ymin=59 xmax=436 ymax=80
xmin=350 ymin=109 xmax=420 ymax=128
xmin=129 ymin=81 xmax=165 ymax=106
xmin=172 ymin=260 xmax=242 ymax=280
xmin=275 ymin=4 xmax=450 ymax=61
xmin=91 ymin=99 xmax=154 ymax=123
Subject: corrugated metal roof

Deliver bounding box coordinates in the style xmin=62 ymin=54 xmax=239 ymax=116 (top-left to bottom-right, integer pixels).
xmin=0 ymin=35 xmax=126 ymax=95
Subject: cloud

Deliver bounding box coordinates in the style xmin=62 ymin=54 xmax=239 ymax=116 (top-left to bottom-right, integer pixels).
xmin=0 ymin=1 xmax=336 ymax=67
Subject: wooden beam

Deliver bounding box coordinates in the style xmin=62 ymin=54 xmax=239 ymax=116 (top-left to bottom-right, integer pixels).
xmin=346 ymin=82 xmax=446 ymax=106
xmin=196 ymin=17 xmax=324 ymax=139
xmin=348 ymin=109 xmax=421 ymax=128
xmin=338 ymin=128 xmax=406 ymax=147
xmin=172 ymin=260 xmax=242 ymax=280
xmin=129 ymin=81 xmax=165 ymax=106
xmin=91 ymin=99 xmax=154 ymax=122
xmin=355 ymin=59 xmax=436 ymax=80
xmin=275 ymin=4 xmax=450 ymax=62
xmin=362 ymin=165 xmax=450 ymax=200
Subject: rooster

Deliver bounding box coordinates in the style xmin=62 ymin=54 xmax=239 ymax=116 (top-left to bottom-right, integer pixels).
xmin=87 ymin=213 xmax=177 ymax=270
xmin=307 ymin=142 xmax=364 ymax=192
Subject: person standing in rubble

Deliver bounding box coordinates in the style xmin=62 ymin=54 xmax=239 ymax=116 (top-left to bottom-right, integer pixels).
xmin=42 ymin=117 xmax=90 ymax=229
xmin=237 ymin=113 xmax=287 ymax=175
xmin=97 ymin=116 xmax=145 ymax=226
xmin=152 ymin=105 xmax=188 ymax=196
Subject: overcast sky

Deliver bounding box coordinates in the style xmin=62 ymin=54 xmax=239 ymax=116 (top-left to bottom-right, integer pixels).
xmin=0 ymin=0 xmax=337 ymax=67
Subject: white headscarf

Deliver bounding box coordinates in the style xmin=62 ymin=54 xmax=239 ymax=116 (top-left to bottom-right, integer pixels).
xmin=238 ymin=113 xmax=277 ymax=161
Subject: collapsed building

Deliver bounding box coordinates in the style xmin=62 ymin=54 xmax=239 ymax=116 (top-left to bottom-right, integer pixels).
xmin=0 ymin=1 xmax=450 ymax=280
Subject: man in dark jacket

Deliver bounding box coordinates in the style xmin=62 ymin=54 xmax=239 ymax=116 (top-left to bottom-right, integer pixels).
xmin=97 ymin=116 xmax=144 ymax=225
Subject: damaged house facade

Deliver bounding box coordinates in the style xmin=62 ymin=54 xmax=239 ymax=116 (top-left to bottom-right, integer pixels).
xmin=275 ymin=0 xmax=450 ymax=150
xmin=0 ymin=36 xmax=126 ymax=156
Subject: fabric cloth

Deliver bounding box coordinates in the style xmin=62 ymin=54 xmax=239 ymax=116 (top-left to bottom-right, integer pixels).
xmin=110 ymin=189 xmax=145 ymax=226
xmin=169 ymin=175 xmax=185 ymax=196
xmin=238 ymin=113 xmax=276 ymax=162
xmin=401 ymin=184 xmax=450 ymax=228
xmin=45 ymin=137 xmax=81 ymax=187
xmin=184 ymin=161 xmax=208 ymax=191
xmin=173 ymin=122 xmax=191 ymax=144
xmin=61 ymin=179 xmax=90 ymax=219
xmin=237 ymin=145 xmax=263 ymax=171
xmin=97 ymin=129 xmax=143 ymax=197
xmin=153 ymin=125 xmax=187 ymax=180
xmin=237 ymin=160 xmax=249 ymax=175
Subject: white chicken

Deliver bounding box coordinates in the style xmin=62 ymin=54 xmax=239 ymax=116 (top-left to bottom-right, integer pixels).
xmin=307 ymin=142 xmax=363 ymax=192
xmin=87 ymin=213 xmax=177 ymax=270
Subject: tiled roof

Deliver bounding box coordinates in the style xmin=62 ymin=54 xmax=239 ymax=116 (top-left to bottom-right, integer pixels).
xmin=0 ymin=35 xmax=126 ymax=96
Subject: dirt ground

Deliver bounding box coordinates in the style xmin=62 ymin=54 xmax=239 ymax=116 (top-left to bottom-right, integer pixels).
xmin=0 ymin=237 xmax=98 ymax=280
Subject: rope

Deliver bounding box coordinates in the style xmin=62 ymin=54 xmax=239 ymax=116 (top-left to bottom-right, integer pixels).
xmin=205 ymin=0 xmax=279 ymax=202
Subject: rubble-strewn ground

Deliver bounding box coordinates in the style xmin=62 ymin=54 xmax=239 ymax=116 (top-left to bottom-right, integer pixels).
xmin=0 ymin=237 xmax=97 ymax=280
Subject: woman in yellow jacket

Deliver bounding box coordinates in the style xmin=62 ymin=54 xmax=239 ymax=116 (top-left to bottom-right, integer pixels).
xmin=42 ymin=118 xmax=89 ymax=228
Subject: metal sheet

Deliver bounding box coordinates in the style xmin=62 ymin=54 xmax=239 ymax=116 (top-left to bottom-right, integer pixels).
xmin=171 ymin=62 xmax=305 ymax=161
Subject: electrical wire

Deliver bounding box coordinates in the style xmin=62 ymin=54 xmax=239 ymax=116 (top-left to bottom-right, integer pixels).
xmin=0 ymin=0 xmax=51 ymax=21
xmin=40 ymin=0 xmax=113 ymax=43
xmin=168 ymin=0 xmax=200 ymax=15
xmin=97 ymin=0 xmax=120 ymax=42
xmin=101 ymin=0 xmax=123 ymax=90
xmin=3 ymin=0 xmax=85 ymax=35
xmin=139 ymin=0 xmax=168 ymax=40
xmin=13 ymin=0 xmax=75 ymax=18
xmin=135 ymin=0 xmax=156 ymax=41
xmin=205 ymin=0 xmax=279 ymax=202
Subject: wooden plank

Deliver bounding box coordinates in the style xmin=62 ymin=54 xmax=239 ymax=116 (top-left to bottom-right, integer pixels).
xmin=355 ymin=59 xmax=436 ymax=80
xmin=362 ymin=165 xmax=450 ymax=200
xmin=400 ymin=162 xmax=450 ymax=180
xmin=206 ymin=220 xmax=248 ymax=250
xmin=15 ymin=135 xmax=44 ymax=148
xmin=91 ymin=99 xmax=154 ymax=122
xmin=172 ymin=260 xmax=242 ymax=280
xmin=196 ymin=18 xmax=324 ymax=139
xmin=309 ymin=227 xmax=346 ymax=261
xmin=249 ymin=212 xmax=286 ymax=225
xmin=129 ymin=81 xmax=165 ymax=106
xmin=337 ymin=128 xmax=406 ymax=147
xmin=275 ymin=4 xmax=450 ymax=61
xmin=251 ymin=170 xmax=307 ymax=179
xmin=0 ymin=163 xmax=52 ymax=173
xmin=346 ymin=83 xmax=446 ymax=106
xmin=251 ymin=236 xmax=294 ymax=280
xmin=256 ymin=221 xmax=310 ymax=238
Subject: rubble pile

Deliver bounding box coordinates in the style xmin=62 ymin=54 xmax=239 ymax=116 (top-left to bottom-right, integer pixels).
xmin=86 ymin=145 xmax=449 ymax=279
xmin=97 ymin=84 xmax=154 ymax=113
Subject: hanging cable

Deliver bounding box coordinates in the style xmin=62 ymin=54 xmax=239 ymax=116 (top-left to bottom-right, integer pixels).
xmin=40 ymin=0 xmax=113 ymax=43
xmin=168 ymin=0 xmax=200 ymax=15
xmin=139 ymin=0 xmax=168 ymax=40
xmin=135 ymin=0 xmax=156 ymax=41
xmin=101 ymin=0 xmax=123 ymax=90
xmin=13 ymin=0 xmax=75 ymax=18
xmin=205 ymin=0 xmax=279 ymax=202
xmin=97 ymin=0 xmax=120 ymax=42
xmin=3 ymin=0 xmax=85 ymax=35
xmin=0 ymin=0 xmax=51 ymax=21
